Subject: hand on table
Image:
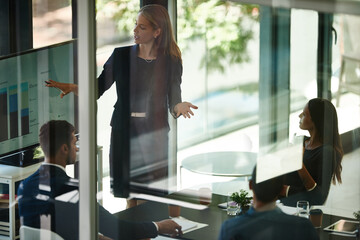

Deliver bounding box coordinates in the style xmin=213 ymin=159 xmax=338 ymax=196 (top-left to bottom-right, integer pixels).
xmin=45 ymin=79 xmax=78 ymax=98
xmin=155 ymin=219 xmax=183 ymax=237
xmin=175 ymin=102 xmax=198 ymax=118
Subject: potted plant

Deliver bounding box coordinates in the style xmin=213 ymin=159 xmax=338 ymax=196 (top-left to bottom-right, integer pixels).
xmin=353 ymin=210 xmax=360 ymax=221
xmin=230 ymin=189 xmax=253 ymax=214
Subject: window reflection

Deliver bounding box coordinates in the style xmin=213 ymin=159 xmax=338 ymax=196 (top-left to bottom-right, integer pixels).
xmin=176 ymin=3 xmax=360 ymax=220
xmin=94 ymin=0 xmax=359 ymax=226
xmin=32 ymin=0 xmax=72 ymax=48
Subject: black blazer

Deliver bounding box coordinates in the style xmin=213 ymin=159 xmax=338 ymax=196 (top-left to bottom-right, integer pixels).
xmin=281 ymin=137 xmax=336 ymax=206
xmin=97 ymin=45 xmax=183 ymax=131
xmin=17 ymin=164 xmax=158 ymax=240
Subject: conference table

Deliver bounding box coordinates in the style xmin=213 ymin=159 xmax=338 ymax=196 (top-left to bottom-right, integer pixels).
xmin=180 ymin=152 xmax=257 ymax=179
xmin=114 ymin=193 xmax=358 ymax=240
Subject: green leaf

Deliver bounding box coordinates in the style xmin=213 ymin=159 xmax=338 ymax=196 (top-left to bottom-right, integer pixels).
xmin=230 ymin=189 xmax=253 ymax=208
xmin=96 ymin=0 xmax=259 ymax=73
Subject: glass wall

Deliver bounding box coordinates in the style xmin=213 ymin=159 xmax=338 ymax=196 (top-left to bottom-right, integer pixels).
xmin=95 ymin=0 xmax=140 ymax=213
xmin=0 ymin=0 xmax=82 ymax=239
xmin=93 ymin=0 xmax=359 ymax=222
xmin=325 ymin=12 xmax=360 ymax=217
xmin=176 ymin=0 xmax=260 ymax=198
xmin=176 ymin=0 xmax=360 ymax=220
xmin=177 ymin=1 xmax=260 ymax=150
xmin=3 ymin=0 xmax=359 ymax=239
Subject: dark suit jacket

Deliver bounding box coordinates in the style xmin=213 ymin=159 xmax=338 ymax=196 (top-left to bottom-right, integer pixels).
xmin=218 ymin=206 xmax=319 ymax=240
xmin=17 ymin=164 xmax=158 ymax=240
xmin=97 ymin=44 xmax=182 ymax=132
xmin=97 ymin=45 xmax=183 ymax=197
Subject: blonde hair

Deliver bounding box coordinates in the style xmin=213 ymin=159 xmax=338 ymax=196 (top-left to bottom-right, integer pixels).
xmin=139 ymin=4 xmax=181 ymax=61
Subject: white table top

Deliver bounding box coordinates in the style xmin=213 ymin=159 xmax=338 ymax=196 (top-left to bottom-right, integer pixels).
xmin=0 ymin=162 xmax=41 ymax=181
xmin=181 ymin=151 xmax=257 ymax=177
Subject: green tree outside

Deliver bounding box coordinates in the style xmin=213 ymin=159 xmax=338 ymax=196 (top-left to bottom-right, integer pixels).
xmin=96 ymin=0 xmax=259 ymax=73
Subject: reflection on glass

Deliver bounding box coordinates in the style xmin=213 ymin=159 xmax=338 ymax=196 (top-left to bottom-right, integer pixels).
xmin=94 ymin=2 xmax=359 ymax=235
xmin=32 ymin=0 xmax=72 ymax=48
xmin=177 ymin=1 xmax=260 ymax=199
xmin=0 ymin=42 xmax=75 ymax=165
xmin=177 ymin=1 xmax=260 ymax=149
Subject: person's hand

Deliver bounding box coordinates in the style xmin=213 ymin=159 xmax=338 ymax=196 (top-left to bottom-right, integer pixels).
xmin=45 ymin=79 xmax=78 ymax=98
xmin=174 ymin=102 xmax=198 ymax=118
xmin=155 ymin=219 xmax=182 ymax=237
xmin=279 ymin=185 xmax=289 ymax=197
xmin=98 ymin=233 xmax=113 ymax=240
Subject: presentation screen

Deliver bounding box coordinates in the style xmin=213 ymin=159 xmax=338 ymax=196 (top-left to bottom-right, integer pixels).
xmin=0 ymin=40 xmax=75 ymax=162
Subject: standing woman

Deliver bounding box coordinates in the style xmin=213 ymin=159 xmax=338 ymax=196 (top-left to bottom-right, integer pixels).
xmin=280 ymin=98 xmax=343 ymax=206
xmin=46 ymin=5 xmax=197 ymax=200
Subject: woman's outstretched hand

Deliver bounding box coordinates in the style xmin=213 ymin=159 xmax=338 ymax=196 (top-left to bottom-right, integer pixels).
xmin=45 ymin=79 xmax=78 ymax=98
xmin=174 ymin=102 xmax=198 ymax=118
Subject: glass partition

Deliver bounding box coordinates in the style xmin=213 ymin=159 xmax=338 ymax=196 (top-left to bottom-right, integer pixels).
xmin=176 ymin=1 xmax=260 ymax=198
xmin=0 ymin=38 xmax=77 ymax=239
xmin=2 ymin=0 xmax=359 ymax=239
xmin=94 ymin=0 xmax=359 ymax=224
xmin=0 ymin=0 xmax=82 ymax=239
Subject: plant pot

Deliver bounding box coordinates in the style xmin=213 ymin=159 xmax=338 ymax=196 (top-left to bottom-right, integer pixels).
xmin=238 ymin=205 xmax=250 ymax=215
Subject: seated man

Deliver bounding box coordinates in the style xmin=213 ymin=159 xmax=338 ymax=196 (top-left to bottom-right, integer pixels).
xmin=17 ymin=120 xmax=182 ymax=240
xmin=218 ymin=166 xmax=319 ymax=240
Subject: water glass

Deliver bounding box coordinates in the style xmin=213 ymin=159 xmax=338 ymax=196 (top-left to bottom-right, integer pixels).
xmin=297 ymin=200 xmax=309 ymax=218
xmin=227 ymin=193 xmax=239 ymax=216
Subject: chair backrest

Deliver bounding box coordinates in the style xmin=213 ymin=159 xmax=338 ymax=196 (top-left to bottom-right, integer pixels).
xmin=20 ymin=225 xmax=64 ymax=240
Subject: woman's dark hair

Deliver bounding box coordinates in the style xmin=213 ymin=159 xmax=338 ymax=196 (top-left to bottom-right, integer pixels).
xmin=39 ymin=120 xmax=75 ymax=158
xmin=308 ymin=98 xmax=343 ymax=184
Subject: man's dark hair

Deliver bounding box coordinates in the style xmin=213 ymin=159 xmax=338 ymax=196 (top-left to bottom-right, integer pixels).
xmin=251 ymin=166 xmax=284 ymax=203
xmin=39 ymin=120 xmax=75 ymax=158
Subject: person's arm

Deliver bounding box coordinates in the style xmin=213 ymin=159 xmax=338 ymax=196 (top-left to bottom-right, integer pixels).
xmin=284 ymin=142 xmax=316 ymax=196
xmin=283 ymin=164 xmax=316 ymax=197
xmin=297 ymin=138 xmax=316 ymax=191
xmin=98 ymin=204 xmax=182 ymax=239
xmin=98 ymin=233 xmax=113 ymax=240
xmin=174 ymin=102 xmax=198 ymax=118
xmin=45 ymin=49 xmax=118 ymax=99
xmin=97 ymin=49 xmax=117 ymax=98
xmin=45 ymin=80 xmax=78 ymax=98
xmin=155 ymin=219 xmax=182 ymax=237
xmin=297 ymin=163 xmax=317 ymax=191
xmin=168 ymin=58 xmax=198 ymax=119
xmin=279 ymin=185 xmax=290 ymax=197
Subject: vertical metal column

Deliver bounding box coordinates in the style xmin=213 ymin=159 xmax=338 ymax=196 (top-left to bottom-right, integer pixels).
xmin=78 ymin=0 xmax=98 ymax=239
xmin=167 ymin=0 xmax=178 ymax=190
xmin=317 ymin=13 xmax=334 ymax=100
xmin=259 ymin=6 xmax=291 ymax=154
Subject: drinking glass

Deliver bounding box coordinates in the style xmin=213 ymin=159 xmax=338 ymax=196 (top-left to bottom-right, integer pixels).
xmin=297 ymin=200 xmax=309 ymax=218
xmin=227 ymin=193 xmax=239 ymax=216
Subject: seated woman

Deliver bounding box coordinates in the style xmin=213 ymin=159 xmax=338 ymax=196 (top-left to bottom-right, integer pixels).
xmin=280 ymin=98 xmax=343 ymax=206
